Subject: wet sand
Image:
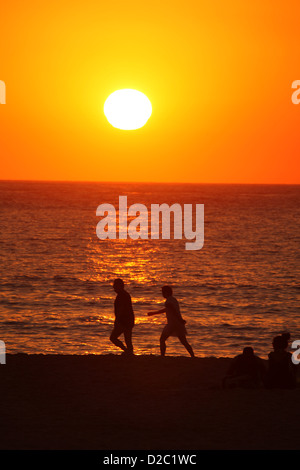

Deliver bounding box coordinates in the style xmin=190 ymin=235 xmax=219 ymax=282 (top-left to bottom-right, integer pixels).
xmin=0 ymin=353 xmax=299 ymax=450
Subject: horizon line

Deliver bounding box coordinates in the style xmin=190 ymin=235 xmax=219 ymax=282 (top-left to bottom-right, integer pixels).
xmin=0 ymin=178 xmax=300 ymax=186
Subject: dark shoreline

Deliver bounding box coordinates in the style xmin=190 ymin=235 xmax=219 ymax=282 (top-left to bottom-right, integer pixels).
xmin=0 ymin=354 xmax=299 ymax=450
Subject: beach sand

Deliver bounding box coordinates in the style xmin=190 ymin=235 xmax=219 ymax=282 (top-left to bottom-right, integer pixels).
xmin=0 ymin=353 xmax=299 ymax=450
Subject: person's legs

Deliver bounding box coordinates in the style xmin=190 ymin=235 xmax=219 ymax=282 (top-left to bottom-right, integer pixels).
xmin=160 ymin=328 xmax=169 ymax=357
xmin=178 ymin=334 xmax=195 ymax=357
xmin=110 ymin=324 xmax=126 ymax=351
xmin=123 ymin=327 xmax=134 ymax=354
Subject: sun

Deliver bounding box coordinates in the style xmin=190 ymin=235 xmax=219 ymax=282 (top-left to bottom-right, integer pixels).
xmin=104 ymin=89 xmax=152 ymax=130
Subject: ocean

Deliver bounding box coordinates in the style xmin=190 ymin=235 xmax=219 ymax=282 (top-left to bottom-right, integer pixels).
xmin=0 ymin=180 xmax=299 ymax=358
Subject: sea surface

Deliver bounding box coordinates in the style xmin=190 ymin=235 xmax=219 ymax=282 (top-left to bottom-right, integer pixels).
xmin=0 ymin=181 xmax=299 ymax=358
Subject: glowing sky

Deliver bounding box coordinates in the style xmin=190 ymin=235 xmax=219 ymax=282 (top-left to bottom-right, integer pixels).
xmin=1 ymin=0 xmax=300 ymax=183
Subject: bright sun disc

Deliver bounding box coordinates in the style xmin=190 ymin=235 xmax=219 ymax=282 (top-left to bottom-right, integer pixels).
xmin=104 ymin=89 xmax=152 ymax=130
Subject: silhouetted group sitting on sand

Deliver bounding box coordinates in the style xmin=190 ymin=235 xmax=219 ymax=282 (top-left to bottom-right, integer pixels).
xmin=222 ymin=346 xmax=266 ymax=389
xmin=222 ymin=333 xmax=298 ymax=390
xmin=266 ymin=332 xmax=297 ymax=389
xmin=109 ymin=278 xmax=298 ymax=389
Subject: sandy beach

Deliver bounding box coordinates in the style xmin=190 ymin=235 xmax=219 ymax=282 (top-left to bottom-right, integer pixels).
xmin=0 ymin=353 xmax=299 ymax=450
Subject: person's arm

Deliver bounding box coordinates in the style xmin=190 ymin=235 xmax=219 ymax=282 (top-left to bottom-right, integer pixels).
xmin=147 ymin=308 xmax=166 ymax=316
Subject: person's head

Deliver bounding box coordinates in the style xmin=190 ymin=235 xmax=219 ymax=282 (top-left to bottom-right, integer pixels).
xmin=113 ymin=278 xmax=124 ymax=293
xmin=162 ymin=285 xmax=173 ymax=298
xmin=243 ymin=346 xmax=254 ymax=356
xmin=281 ymin=332 xmax=290 ymax=343
xmin=282 ymin=333 xmax=290 ymax=351
xmin=272 ymin=335 xmax=288 ymax=351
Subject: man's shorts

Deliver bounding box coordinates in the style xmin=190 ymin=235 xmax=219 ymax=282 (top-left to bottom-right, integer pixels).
xmin=161 ymin=322 xmax=187 ymax=338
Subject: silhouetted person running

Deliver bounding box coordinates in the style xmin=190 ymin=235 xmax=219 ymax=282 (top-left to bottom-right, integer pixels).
xmin=222 ymin=347 xmax=266 ymax=389
xmin=266 ymin=333 xmax=297 ymax=389
xmin=147 ymin=285 xmax=195 ymax=357
xmin=110 ymin=278 xmax=135 ymax=355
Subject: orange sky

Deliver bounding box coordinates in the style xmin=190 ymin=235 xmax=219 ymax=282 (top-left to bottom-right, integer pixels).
xmin=0 ymin=0 xmax=300 ymax=183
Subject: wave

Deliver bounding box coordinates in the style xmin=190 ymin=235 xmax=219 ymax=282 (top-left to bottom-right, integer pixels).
xmin=13 ymin=275 xmax=43 ymax=281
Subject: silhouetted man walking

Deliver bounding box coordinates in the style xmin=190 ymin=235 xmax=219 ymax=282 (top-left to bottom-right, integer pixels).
xmin=148 ymin=285 xmax=195 ymax=357
xmin=110 ymin=278 xmax=135 ymax=355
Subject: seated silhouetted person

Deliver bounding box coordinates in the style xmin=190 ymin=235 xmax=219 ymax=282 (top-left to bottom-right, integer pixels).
xmin=266 ymin=334 xmax=297 ymax=389
xmin=222 ymin=347 xmax=266 ymax=389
